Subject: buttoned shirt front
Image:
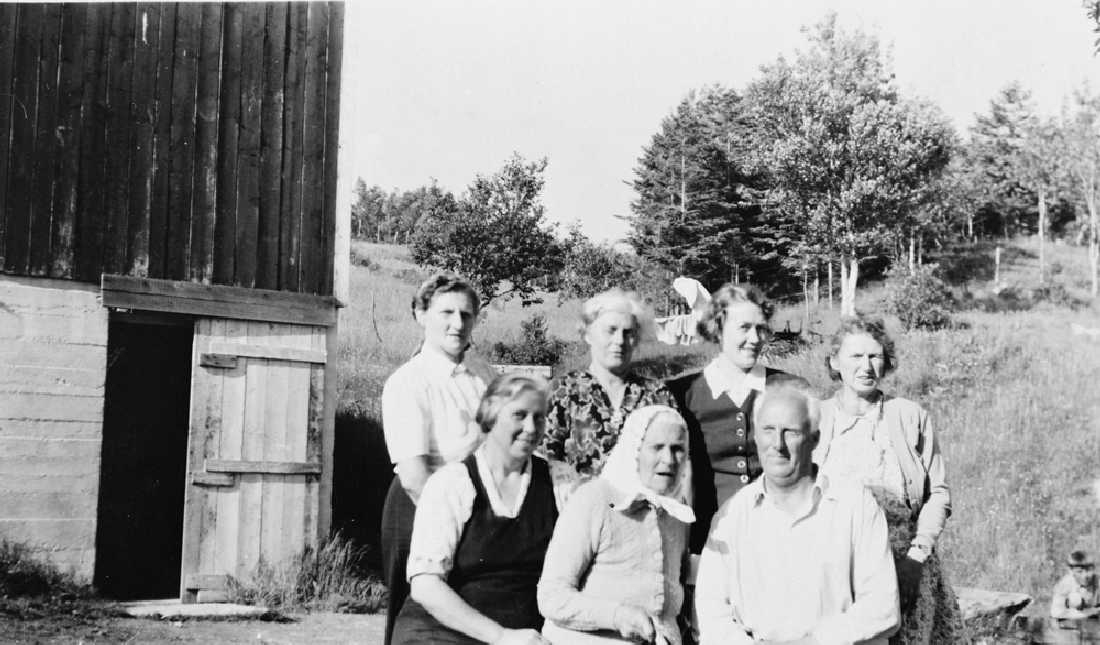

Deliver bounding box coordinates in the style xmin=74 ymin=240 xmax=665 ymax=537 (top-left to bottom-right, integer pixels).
xmin=381 ymin=347 xmax=494 ymax=470
xmin=695 ymin=474 xmax=899 ymax=645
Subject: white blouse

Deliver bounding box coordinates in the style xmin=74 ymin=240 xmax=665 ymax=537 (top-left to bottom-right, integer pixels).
xmin=380 ymin=347 xmax=494 ymax=470
xmin=406 ymin=450 xmax=551 ymax=581
xmin=815 ymin=398 xmax=907 ymax=499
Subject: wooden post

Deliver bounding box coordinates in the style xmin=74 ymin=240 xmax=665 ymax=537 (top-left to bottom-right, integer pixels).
xmin=994 ymin=246 xmax=1002 ymax=285
xmin=1038 ymin=191 xmax=1046 ymax=285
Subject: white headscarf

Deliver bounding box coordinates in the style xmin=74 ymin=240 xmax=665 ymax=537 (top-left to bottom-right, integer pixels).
xmin=599 ymin=405 xmax=695 ymax=524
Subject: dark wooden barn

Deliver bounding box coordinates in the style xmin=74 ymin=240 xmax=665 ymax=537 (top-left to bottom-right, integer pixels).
xmin=0 ymin=2 xmax=347 ymax=603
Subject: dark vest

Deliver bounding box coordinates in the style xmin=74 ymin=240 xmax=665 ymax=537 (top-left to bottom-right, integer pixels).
xmin=392 ymin=455 xmax=558 ymax=645
xmin=669 ymin=367 xmax=807 ymax=553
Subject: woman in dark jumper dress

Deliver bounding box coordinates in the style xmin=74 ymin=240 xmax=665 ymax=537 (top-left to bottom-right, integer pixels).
xmin=392 ymin=373 xmax=557 ymax=645
xmin=666 ymin=284 xmax=808 ymax=556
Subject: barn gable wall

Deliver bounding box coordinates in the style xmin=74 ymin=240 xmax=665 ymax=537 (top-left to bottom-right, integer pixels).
xmin=0 ymin=3 xmax=344 ymax=296
xmin=0 ymin=275 xmax=107 ymax=580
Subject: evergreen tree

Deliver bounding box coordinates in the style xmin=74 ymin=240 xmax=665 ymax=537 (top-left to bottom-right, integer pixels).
xmin=966 ymin=82 xmax=1039 ymax=239
xmin=626 ymin=87 xmax=776 ymax=290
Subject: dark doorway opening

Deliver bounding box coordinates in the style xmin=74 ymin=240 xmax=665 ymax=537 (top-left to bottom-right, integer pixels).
xmin=94 ymin=314 xmax=193 ymax=599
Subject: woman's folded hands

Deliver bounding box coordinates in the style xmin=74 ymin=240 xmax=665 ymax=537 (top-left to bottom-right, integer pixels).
xmin=614 ymin=604 xmax=657 ymax=642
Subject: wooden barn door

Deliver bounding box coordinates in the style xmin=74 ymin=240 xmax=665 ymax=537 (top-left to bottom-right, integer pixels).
xmin=179 ymin=318 xmax=326 ymax=603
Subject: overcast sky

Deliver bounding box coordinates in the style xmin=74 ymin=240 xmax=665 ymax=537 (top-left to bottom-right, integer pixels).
xmin=338 ymin=0 xmax=1100 ymax=242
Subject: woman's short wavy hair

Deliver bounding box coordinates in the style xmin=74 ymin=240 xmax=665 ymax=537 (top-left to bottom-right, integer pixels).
xmin=696 ymin=283 xmax=773 ymax=345
xmin=577 ymin=288 xmax=652 ymax=339
xmin=411 ymin=273 xmax=481 ymax=318
xmin=475 ymin=372 xmax=550 ymax=433
xmin=824 ymin=314 xmax=898 ymax=381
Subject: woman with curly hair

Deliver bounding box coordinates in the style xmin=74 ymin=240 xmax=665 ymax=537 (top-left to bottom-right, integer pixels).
xmin=666 ymin=283 xmax=808 ymax=556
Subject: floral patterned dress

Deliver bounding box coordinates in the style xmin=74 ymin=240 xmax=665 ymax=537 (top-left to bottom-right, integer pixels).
xmin=538 ymin=370 xmax=678 ymax=478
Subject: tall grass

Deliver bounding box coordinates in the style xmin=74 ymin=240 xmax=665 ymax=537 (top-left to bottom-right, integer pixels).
xmin=336 ymin=238 xmax=1100 ymax=611
xmin=227 ymin=534 xmax=387 ymax=613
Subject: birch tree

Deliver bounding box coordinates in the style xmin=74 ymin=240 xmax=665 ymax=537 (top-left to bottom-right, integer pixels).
xmin=747 ymin=14 xmax=954 ymax=315
xmin=1062 ymin=88 xmax=1100 ymax=297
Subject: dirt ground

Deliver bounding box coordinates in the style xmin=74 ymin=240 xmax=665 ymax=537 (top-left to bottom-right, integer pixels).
xmin=0 ymin=610 xmax=385 ymax=644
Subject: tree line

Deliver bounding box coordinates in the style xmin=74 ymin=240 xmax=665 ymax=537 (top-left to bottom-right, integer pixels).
xmin=353 ymin=13 xmax=1100 ymax=312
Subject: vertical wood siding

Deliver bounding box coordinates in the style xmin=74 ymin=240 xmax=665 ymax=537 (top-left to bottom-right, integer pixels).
xmin=0 ymin=2 xmax=344 ymax=295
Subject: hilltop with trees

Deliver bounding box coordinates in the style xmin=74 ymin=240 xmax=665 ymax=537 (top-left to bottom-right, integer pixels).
xmin=351 ymin=13 xmax=1100 ymax=309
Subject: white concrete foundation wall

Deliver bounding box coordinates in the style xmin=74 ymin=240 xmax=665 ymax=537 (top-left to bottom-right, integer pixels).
xmin=0 ymin=276 xmax=107 ymax=581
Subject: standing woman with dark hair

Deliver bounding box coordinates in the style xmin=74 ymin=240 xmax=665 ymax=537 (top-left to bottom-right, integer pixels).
xmin=666 ymin=284 xmax=808 ymax=557
xmin=815 ymin=314 xmax=963 ymax=643
xmin=380 ymin=274 xmax=496 ymax=645
xmin=392 ymin=373 xmax=556 ymax=645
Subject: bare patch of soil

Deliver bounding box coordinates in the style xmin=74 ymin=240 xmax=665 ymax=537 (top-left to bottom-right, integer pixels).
xmin=0 ymin=599 xmax=384 ymax=644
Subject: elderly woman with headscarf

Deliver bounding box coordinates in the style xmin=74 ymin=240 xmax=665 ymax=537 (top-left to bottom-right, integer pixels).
xmin=814 ymin=314 xmax=963 ymax=644
xmin=538 ymin=289 xmax=678 ymax=498
xmin=538 ymin=405 xmax=693 ymax=645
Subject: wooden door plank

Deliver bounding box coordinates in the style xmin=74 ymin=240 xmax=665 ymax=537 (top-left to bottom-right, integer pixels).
xmin=181 ymin=318 xmax=222 ymax=602
xmin=191 ymin=472 xmax=234 ymax=487
xmin=184 ymin=573 xmax=228 ymax=591
xmin=284 ymin=325 xmax=315 ymax=556
xmin=256 ymin=3 xmax=286 ymax=290
xmin=307 ymin=326 xmax=327 ymax=544
xmin=4 ymin=3 xmax=44 ymax=274
xmin=233 ymin=3 xmax=265 ymax=288
xmin=212 ymin=3 xmax=241 ymax=285
xmin=278 ymin=3 xmax=308 ymax=292
xmin=190 ymin=3 xmax=222 ymax=284
xmin=319 ymin=2 xmax=344 ymax=296
xmin=305 ymin=363 xmax=325 ymax=545
xmin=29 ymin=3 xmax=62 ymax=276
xmin=258 ymin=354 xmax=290 ymax=564
xmin=50 ymin=2 xmax=87 ymax=278
xmin=197 ymin=318 xmax=229 ymax=584
xmin=237 ymin=326 xmax=267 ymax=574
xmin=206 ymin=341 xmax=325 ymax=364
xmin=283 ymin=360 xmax=310 ymax=558
xmin=0 ymin=3 xmax=20 ymax=267
xmin=166 ymin=4 xmax=200 ymax=281
xmin=147 ymin=2 xmax=177 ymax=279
xmin=213 ymin=318 xmax=246 ymax=578
xmin=205 ymin=459 xmax=320 ymax=475
xmin=126 ymin=3 xmax=162 ymax=278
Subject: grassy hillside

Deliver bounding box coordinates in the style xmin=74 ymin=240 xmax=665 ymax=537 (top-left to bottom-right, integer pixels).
xmin=334 ymin=238 xmax=1100 ymax=609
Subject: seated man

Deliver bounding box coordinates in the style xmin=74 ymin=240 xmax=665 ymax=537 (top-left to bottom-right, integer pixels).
xmin=695 ymin=386 xmax=900 ymax=645
xmin=1051 ymin=550 xmax=1100 ymax=620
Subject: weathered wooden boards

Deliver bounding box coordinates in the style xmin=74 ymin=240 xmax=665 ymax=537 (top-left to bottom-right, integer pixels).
xmin=0 ymin=276 xmax=108 ymax=581
xmin=179 ymin=318 xmax=326 ymax=603
xmin=0 ymin=3 xmax=344 ymax=296
xmin=100 ymin=274 xmax=339 ymax=326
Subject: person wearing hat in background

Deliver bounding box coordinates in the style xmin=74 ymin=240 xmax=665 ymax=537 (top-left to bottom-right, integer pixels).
xmin=1051 ymin=550 xmax=1100 ymax=620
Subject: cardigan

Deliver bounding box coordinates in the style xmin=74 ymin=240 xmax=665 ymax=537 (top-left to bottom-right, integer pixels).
xmin=538 ymin=479 xmax=689 ymax=645
xmin=815 ymin=394 xmax=951 ymax=551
